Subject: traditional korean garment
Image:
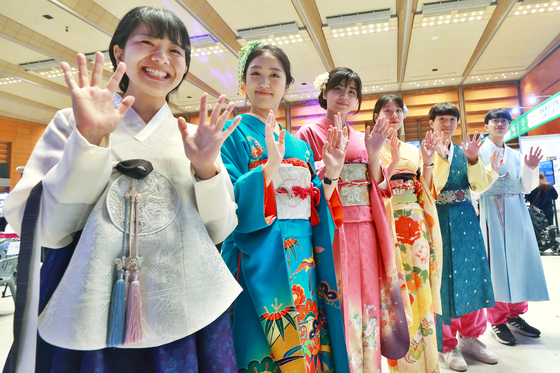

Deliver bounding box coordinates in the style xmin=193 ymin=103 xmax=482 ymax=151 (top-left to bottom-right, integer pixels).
xmin=296 ymin=118 xmax=409 ymax=372
xmin=220 ymin=114 xmax=350 ymax=373
xmin=379 ymin=140 xmax=442 ymax=373
xmin=3 ymin=94 xmax=242 ymax=373
xmin=433 ymin=144 xmax=497 ymax=352
xmin=434 ymin=144 xmax=497 ymax=324
xmin=478 ymin=140 xmax=549 ymax=304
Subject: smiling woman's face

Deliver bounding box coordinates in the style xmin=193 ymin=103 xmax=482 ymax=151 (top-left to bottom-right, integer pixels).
xmin=374 ymin=100 xmax=404 ymax=131
xmin=244 ymin=53 xmax=288 ymax=112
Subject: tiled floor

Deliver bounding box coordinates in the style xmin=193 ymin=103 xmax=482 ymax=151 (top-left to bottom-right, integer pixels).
xmin=1 ymin=254 xmax=559 ymax=371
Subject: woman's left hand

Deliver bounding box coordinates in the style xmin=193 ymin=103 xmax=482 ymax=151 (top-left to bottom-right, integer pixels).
xmin=524 ymin=146 xmax=543 ymax=170
xmin=421 ymin=130 xmax=441 ymax=165
xmin=322 ymin=126 xmax=349 ymax=178
xmin=179 ymin=93 xmax=241 ymax=179
xmin=365 ymin=116 xmax=392 ymax=156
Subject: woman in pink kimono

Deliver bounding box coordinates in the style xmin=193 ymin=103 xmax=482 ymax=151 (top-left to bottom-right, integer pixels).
xmin=296 ymin=68 xmax=408 ymax=372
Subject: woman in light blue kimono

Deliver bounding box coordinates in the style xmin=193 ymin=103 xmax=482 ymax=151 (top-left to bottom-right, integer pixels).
xmin=220 ymin=42 xmax=350 ymax=373
xmin=478 ymin=108 xmax=549 ymax=347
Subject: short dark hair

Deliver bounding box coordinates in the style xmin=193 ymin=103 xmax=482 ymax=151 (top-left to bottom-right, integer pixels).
xmin=109 ymin=7 xmax=191 ymax=102
xmin=428 ymin=102 xmax=460 ymax=121
xmin=484 ymin=108 xmax=512 ymax=124
xmin=373 ymin=94 xmax=404 ymax=117
xmin=318 ymin=67 xmax=362 ymax=114
xmin=242 ymin=44 xmax=294 ymax=88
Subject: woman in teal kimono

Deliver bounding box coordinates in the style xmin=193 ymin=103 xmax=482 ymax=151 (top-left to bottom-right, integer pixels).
xmin=221 ymin=42 xmax=350 ymax=372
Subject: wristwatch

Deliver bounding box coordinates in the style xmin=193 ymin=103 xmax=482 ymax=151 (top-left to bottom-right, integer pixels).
xmin=323 ymin=176 xmax=339 ymax=185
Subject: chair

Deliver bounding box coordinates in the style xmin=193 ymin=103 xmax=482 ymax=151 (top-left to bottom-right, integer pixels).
xmin=0 ymin=255 xmax=17 ymax=303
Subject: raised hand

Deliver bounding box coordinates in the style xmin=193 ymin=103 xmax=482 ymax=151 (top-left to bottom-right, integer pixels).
xmin=333 ymin=112 xmax=349 ymax=149
xmin=390 ymin=131 xmax=401 ymax=163
xmin=178 ymin=93 xmax=240 ymax=180
xmin=322 ymin=126 xmax=349 ymax=178
xmin=436 ymin=138 xmax=450 ymax=160
xmin=524 ymin=146 xmax=543 ymax=170
xmin=461 ymin=132 xmax=485 ymax=163
xmin=262 ymin=110 xmax=286 ymax=185
xmin=421 ymin=130 xmax=441 ymax=165
xmin=365 ymin=116 xmax=392 ymax=156
xmin=489 ymin=149 xmax=503 ymax=173
xmin=62 ymin=52 xmax=134 ymax=146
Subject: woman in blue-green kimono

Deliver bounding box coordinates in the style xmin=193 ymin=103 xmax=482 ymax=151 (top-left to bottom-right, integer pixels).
xmin=220 ymin=42 xmax=350 ymax=373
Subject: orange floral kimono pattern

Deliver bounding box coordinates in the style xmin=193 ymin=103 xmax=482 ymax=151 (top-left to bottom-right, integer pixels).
xmin=380 ymin=141 xmax=443 ymax=373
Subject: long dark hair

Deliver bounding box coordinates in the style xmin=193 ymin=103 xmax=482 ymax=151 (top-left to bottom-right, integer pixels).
xmin=242 ymin=44 xmax=295 ymax=88
xmin=318 ymin=67 xmax=362 ymax=115
xmin=109 ymin=6 xmax=191 ymax=102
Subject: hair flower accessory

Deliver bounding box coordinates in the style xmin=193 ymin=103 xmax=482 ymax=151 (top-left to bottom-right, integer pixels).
xmin=313 ymin=72 xmax=329 ymax=91
xmin=403 ymin=103 xmax=409 ymax=118
xmin=237 ymin=41 xmax=263 ymax=94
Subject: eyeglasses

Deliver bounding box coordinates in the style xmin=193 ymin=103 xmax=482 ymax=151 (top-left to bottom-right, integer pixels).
xmin=489 ymin=119 xmax=510 ymax=125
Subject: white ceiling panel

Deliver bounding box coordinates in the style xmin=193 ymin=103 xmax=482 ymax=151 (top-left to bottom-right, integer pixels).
xmin=405 ymin=20 xmax=488 ymax=81
xmin=472 ymin=10 xmax=560 ymax=74
xmin=206 ymin=0 xmax=302 ymax=30
xmin=2 ymin=0 xmax=111 ymax=54
xmin=0 ymin=82 xmax=71 ymax=109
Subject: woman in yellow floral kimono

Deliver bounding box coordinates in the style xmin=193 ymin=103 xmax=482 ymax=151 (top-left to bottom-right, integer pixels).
xmin=374 ymin=95 xmax=443 ymax=373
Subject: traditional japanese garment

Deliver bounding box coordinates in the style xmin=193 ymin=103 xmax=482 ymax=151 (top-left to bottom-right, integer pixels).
xmin=379 ymin=140 xmax=442 ymax=373
xmin=3 ymin=94 xmax=242 ymax=373
xmin=296 ymin=118 xmax=409 ymax=372
xmin=220 ymin=114 xmax=350 ymax=373
xmin=433 ymin=144 xmax=497 ymax=325
xmin=478 ymin=140 xmax=549 ymax=304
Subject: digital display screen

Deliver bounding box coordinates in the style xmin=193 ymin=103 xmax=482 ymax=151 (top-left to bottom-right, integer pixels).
xmin=539 ymin=160 xmax=555 ymax=185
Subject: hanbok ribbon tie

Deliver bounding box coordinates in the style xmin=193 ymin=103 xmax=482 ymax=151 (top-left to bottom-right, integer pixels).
xmin=275 ymin=184 xmax=321 ymax=225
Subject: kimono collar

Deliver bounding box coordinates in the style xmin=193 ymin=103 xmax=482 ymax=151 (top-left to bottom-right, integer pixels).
xmin=113 ymin=93 xmax=173 ymax=142
xmin=315 ymin=117 xmax=335 ymax=131
xmin=240 ymin=113 xmax=284 ymax=138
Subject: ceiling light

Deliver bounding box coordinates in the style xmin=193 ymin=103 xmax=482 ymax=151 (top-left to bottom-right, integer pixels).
xmin=523 ymin=11 xmax=527 ymax=14
xmin=461 ymin=18 xmax=466 ymax=21
xmin=532 ymin=9 xmax=536 ymax=13
xmin=446 ymin=20 xmax=450 ymax=23
xmin=422 ymin=22 xmax=427 ymax=26
xmin=439 ymin=16 xmax=443 ymax=19
xmin=369 ymin=29 xmax=373 ymax=32
xmin=384 ymin=27 xmax=389 ymax=30
xmin=327 ymin=9 xmax=391 ymax=28
xmin=540 ymin=9 xmax=544 ymax=12
xmin=477 ymin=16 xmax=481 ymax=19
xmin=447 ymin=15 xmax=451 ymax=18
xmin=239 ymin=22 xmax=299 ymax=40
xmin=354 ymin=27 xmax=358 ymax=30
xmin=430 ymin=22 xmax=435 ymax=25
xmin=515 ymin=11 xmax=519 ymax=15
xmin=454 ymin=19 xmax=458 ymax=22
xmin=438 ymin=20 xmax=442 ymax=24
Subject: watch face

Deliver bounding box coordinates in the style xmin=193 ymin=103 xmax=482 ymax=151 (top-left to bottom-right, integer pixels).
xmin=324 ymin=177 xmax=332 ymax=185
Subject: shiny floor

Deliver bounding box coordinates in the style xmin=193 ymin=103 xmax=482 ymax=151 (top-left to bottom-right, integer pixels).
xmin=1 ymin=254 xmax=559 ymax=372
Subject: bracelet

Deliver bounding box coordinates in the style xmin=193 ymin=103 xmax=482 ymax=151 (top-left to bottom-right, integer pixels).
xmin=323 ymin=176 xmax=339 ymax=185
xmin=423 ymin=163 xmax=435 ymax=169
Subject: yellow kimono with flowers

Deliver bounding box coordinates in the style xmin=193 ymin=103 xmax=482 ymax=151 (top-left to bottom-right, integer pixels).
xmin=380 ymin=140 xmax=443 ymax=373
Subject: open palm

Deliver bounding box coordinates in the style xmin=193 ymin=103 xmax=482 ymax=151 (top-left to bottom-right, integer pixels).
xmin=322 ymin=127 xmax=348 ymax=176
xmin=179 ymin=94 xmax=240 ymax=169
xmin=62 ymin=52 xmax=134 ymax=146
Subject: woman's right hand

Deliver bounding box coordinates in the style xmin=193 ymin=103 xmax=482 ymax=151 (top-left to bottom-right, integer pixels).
xmin=62 ymin=52 xmax=135 ymax=146
xmin=262 ymin=111 xmax=285 ymax=186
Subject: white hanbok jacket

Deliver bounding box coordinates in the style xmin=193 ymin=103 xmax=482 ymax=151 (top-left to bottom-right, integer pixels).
xmin=4 ymin=94 xmax=242 ymax=372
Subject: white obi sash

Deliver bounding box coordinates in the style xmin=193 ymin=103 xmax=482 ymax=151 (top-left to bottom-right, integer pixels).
xmin=338 ymin=163 xmax=371 ymax=207
xmin=272 ymin=163 xmax=316 ymax=220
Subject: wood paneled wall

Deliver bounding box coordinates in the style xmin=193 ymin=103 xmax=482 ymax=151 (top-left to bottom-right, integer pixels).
xmin=0 ymin=116 xmax=46 ymax=191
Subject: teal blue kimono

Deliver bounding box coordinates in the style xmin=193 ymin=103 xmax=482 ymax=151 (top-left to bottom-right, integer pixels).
xmin=221 ymin=114 xmax=350 ymax=373
xmin=436 ymin=145 xmax=495 ymax=329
